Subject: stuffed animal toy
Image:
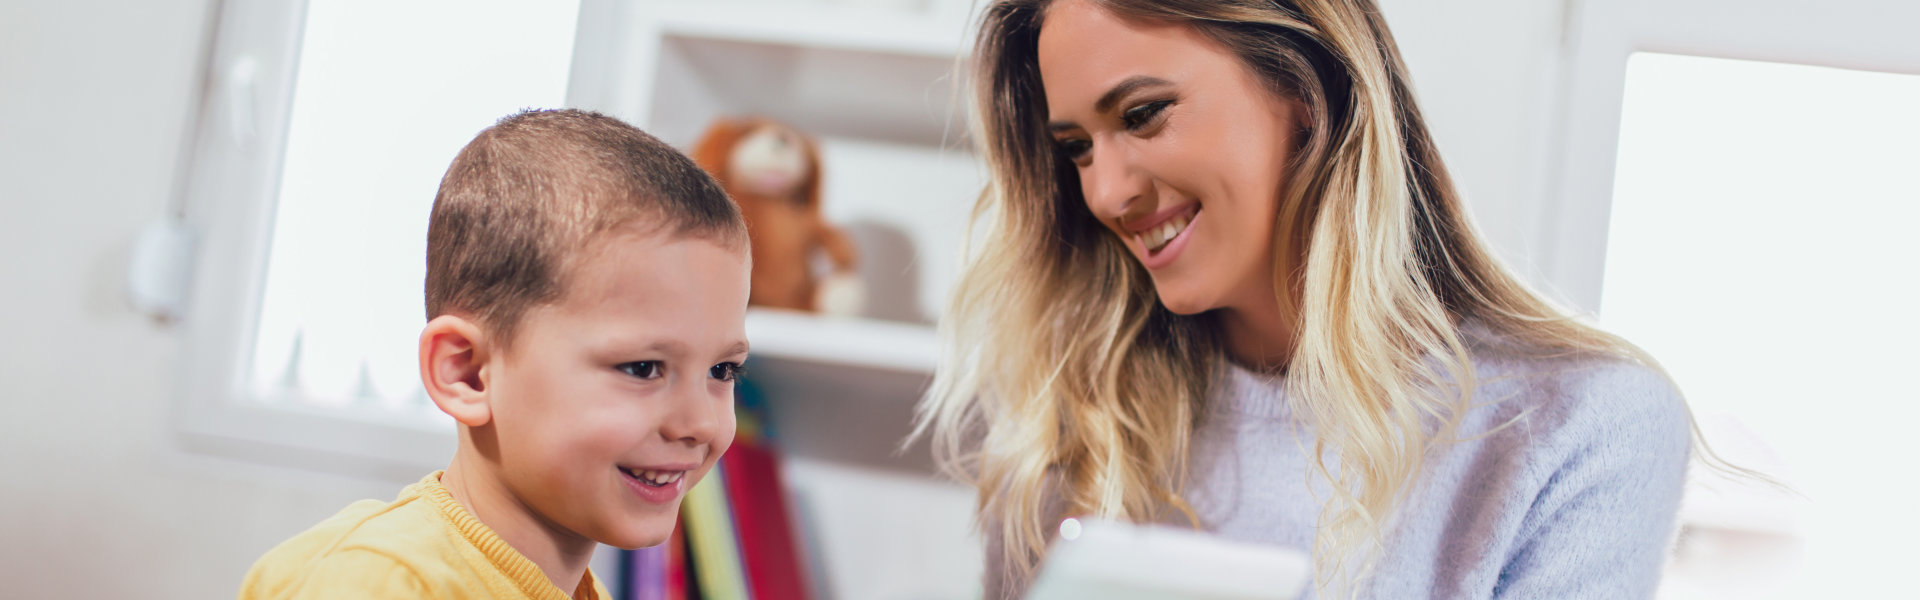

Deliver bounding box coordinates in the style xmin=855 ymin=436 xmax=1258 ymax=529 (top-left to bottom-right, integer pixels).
xmin=692 ymin=117 xmax=864 ymax=315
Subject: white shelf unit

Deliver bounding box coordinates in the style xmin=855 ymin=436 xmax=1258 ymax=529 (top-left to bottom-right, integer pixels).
xmin=612 ymin=2 xmax=987 ymax=598
xmin=654 ymin=1 xmax=972 ymax=59
xmin=746 ymin=308 xmax=939 ymax=373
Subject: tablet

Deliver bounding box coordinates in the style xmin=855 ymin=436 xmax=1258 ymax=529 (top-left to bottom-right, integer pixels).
xmin=1025 ymin=518 xmax=1311 ymax=600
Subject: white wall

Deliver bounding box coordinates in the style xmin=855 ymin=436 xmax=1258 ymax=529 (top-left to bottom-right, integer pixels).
xmin=0 ymin=1 xmax=415 ymax=597
xmin=1379 ymin=0 xmax=1570 ymax=287
xmin=0 ymin=1 xmax=1567 ymax=597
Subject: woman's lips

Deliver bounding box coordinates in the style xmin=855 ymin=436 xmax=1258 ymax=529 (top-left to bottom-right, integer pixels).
xmin=1140 ymin=207 xmax=1199 ymax=270
xmin=1122 ymin=201 xmax=1200 ymax=233
xmin=1124 ymin=203 xmax=1200 ymax=252
xmin=1141 ymin=207 xmax=1196 ymax=252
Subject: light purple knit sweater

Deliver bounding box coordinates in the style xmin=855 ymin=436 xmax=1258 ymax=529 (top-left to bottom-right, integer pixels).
xmin=985 ymin=328 xmax=1692 ymax=598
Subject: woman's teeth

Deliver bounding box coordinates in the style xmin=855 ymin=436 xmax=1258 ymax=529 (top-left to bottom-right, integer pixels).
xmin=622 ymin=467 xmax=685 ymax=487
xmin=1141 ymin=212 xmax=1193 ymax=252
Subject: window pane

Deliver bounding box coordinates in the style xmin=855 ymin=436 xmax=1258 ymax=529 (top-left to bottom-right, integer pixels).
xmin=1601 ymin=52 xmax=1920 ymax=597
xmin=248 ymin=0 xmax=580 ymax=421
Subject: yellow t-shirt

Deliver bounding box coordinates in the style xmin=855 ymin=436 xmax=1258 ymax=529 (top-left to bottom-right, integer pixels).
xmin=239 ymin=471 xmax=612 ymax=600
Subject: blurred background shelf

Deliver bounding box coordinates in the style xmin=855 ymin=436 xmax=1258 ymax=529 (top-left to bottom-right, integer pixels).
xmin=746 ymin=308 xmax=938 ymax=374
xmin=653 ymin=0 xmax=973 ymax=59
xmin=619 ymin=2 xmax=987 ymax=598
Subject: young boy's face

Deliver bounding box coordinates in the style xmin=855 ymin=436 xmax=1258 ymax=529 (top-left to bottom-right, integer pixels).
xmin=484 ymin=228 xmax=749 ymax=549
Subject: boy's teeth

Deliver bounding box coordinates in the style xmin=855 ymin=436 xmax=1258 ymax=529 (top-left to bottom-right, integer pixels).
xmin=630 ymin=469 xmax=684 ymax=486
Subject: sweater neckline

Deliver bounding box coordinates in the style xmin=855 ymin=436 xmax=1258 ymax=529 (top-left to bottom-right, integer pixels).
xmin=1212 ymin=360 xmax=1291 ymax=419
xmin=413 ymin=471 xmax=604 ymax=600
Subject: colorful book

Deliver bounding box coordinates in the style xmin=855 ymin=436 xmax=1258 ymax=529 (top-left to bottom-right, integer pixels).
xmin=682 ymin=464 xmax=751 ymax=600
xmin=625 ymin=543 xmax=666 ymax=600
xmin=734 ymin=375 xmax=776 ymax=443
xmin=669 ymin=520 xmax=692 ymax=600
xmin=721 ymin=440 xmax=812 ymax=600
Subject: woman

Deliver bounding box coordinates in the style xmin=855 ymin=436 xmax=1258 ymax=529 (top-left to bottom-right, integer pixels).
xmin=913 ymin=0 xmax=1707 ymax=597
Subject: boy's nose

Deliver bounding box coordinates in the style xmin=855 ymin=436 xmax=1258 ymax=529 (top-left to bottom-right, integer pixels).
xmin=660 ymin=386 xmax=729 ymax=447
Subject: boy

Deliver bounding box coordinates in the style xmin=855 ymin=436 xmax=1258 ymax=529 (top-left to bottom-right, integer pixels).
xmin=240 ymin=109 xmax=751 ymax=599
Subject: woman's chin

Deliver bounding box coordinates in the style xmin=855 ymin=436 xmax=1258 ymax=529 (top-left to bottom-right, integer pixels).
xmin=1153 ymin=288 xmax=1215 ymax=316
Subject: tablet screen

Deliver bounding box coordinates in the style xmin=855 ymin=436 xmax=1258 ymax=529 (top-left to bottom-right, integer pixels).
xmin=1026 ymin=519 xmax=1311 ymax=600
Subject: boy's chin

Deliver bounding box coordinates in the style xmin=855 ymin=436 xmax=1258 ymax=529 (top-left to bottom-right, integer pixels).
xmin=599 ymin=517 xmax=678 ymax=550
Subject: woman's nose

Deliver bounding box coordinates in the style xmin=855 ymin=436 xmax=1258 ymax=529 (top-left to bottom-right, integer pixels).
xmin=1079 ymin=143 xmax=1150 ymax=224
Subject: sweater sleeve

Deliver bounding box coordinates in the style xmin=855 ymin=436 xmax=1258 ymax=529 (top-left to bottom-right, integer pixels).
xmin=979 ymin=469 xmax=1072 ymax=600
xmin=981 ymin=512 xmax=1016 ymax=600
xmin=1490 ymin=365 xmax=1693 ymax=599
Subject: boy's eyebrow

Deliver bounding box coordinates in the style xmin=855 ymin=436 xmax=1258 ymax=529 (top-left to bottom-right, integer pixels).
xmin=610 ymin=338 xmax=688 ymax=358
xmin=617 ymin=339 xmax=749 ymax=361
xmin=635 ymin=339 xmax=750 ymax=359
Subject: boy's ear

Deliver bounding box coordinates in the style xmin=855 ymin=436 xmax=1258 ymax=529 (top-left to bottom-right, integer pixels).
xmin=419 ymin=315 xmax=492 ymax=427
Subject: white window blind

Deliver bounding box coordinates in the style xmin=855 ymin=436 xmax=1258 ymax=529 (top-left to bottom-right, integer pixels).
xmin=246 ymin=0 xmax=581 ymax=422
xmin=1600 ymin=52 xmax=1920 ymax=598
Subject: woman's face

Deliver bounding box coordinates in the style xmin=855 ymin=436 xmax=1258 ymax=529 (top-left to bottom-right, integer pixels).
xmin=1037 ymin=0 xmax=1303 ymax=316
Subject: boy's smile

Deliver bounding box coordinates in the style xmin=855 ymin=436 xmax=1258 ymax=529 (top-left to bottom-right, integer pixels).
xmin=616 ymin=462 xmax=694 ymax=503
xmin=466 ymin=227 xmax=750 ymax=555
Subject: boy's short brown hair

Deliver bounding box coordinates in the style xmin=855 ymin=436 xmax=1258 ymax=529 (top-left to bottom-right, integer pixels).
xmin=424 ymin=108 xmax=745 ymax=346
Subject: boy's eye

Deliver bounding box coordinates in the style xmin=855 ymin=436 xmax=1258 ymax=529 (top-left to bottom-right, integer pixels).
xmin=709 ymin=362 xmax=744 ymax=382
xmin=617 ymin=361 xmax=662 ymax=380
xmin=1122 ymin=99 xmax=1172 ymax=131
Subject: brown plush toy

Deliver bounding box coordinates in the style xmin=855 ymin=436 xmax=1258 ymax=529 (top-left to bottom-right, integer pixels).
xmin=692 ymin=117 xmax=862 ymax=314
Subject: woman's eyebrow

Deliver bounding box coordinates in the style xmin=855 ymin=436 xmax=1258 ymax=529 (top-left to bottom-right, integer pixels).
xmin=1048 ymin=75 xmax=1175 ymax=133
xmin=1094 ymin=75 xmax=1173 ymax=113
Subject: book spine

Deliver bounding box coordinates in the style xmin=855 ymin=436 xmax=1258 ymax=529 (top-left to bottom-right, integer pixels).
xmin=626 ymin=544 xmax=667 ymax=600
xmin=666 ymin=519 xmax=689 ymax=600
xmin=723 ymin=441 xmax=812 ymax=600
xmin=683 ymin=464 xmax=751 ymax=600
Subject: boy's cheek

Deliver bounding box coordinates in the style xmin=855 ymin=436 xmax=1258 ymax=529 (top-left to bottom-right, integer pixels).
xmin=714 ymin=424 xmax=738 ymax=458
xmin=721 ymin=413 xmax=739 ymax=446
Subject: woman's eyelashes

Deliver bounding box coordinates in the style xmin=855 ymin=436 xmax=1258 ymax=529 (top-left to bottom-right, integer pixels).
xmin=616 ymin=360 xmax=663 ymax=380
xmin=1121 ymin=99 xmax=1173 ymax=131
xmin=1052 ymin=99 xmax=1176 ymax=162
xmin=1056 ymin=137 xmax=1093 ymax=162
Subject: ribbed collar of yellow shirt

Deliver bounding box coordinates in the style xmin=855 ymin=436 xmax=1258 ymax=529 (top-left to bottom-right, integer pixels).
xmin=415 ymin=471 xmax=609 ymax=600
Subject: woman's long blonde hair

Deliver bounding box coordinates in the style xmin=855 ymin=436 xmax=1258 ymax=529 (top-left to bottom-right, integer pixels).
xmin=913 ymin=0 xmax=1711 ymax=594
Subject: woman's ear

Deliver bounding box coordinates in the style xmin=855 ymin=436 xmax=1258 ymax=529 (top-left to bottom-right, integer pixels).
xmin=419 ymin=314 xmax=492 ymax=427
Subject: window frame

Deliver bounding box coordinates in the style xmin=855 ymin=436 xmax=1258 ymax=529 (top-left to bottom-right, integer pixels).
xmin=1542 ymin=0 xmax=1920 ymax=314
xmin=173 ymin=0 xmax=629 ymax=477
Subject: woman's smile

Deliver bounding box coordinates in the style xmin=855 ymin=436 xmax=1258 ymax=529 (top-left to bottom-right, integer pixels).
xmin=1125 ymin=201 xmax=1200 ymax=254
xmin=1133 ymin=204 xmax=1201 ymax=269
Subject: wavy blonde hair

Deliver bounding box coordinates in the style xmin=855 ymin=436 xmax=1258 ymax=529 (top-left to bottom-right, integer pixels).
xmin=913 ymin=0 xmax=1727 ymax=595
